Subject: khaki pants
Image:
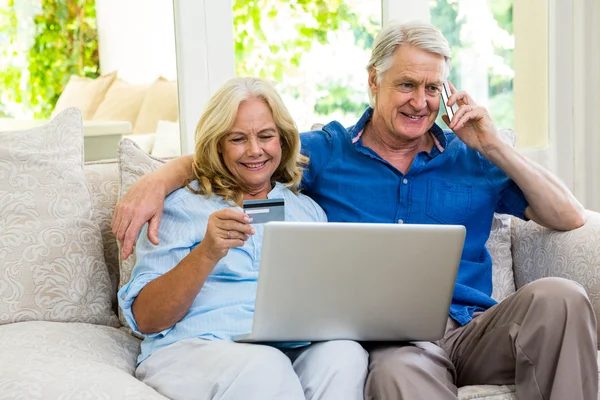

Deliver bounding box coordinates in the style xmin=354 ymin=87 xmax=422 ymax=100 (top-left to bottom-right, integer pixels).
xmin=365 ymin=277 xmax=598 ymax=400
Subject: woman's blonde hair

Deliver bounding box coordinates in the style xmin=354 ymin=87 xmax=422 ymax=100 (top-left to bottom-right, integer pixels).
xmin=189 ymin=77 xmax=307 ymax=205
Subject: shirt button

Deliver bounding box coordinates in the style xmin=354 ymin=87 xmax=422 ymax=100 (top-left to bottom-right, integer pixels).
xmin=403 ymin=179 xmax=408 ymax=184
xmin=398 ymin=219 xmax=404 ymax=224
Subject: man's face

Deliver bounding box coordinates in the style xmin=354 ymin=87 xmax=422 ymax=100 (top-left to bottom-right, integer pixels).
xmin=369 ymin=45 xmax=446 ymax=140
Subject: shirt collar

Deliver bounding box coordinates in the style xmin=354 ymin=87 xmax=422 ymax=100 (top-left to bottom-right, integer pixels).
xmin=267 ymin=182 xmax=285 ymax=198
xmin=350 ymin=107 xmax=448 ymax=152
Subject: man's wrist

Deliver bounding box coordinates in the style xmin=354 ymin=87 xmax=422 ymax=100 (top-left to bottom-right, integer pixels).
xmin=480 ymin=136 xmax=511 ymax=163
xmin=152 ymin=169 xmax=177 ymax=197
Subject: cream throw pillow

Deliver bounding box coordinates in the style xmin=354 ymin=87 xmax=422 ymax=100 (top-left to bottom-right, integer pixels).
xmin=0 ymin=108 xmax=118 ymax=326
xmin=117 ymin=138 xmax=167 ymax=327
xmin=92 ymin=79 xmax=149 ymax=125
xmin=52 ymin=71 xmax=117 ymax=119
xmin=133 ymin=78 xmax=179 ymax=134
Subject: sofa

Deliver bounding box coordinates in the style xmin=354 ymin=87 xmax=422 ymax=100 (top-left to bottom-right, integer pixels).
xmin=1 ymin=109 xmax=600 ymax=399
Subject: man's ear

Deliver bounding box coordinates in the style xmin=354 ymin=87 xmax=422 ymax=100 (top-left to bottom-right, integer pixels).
xmin=368 ymin=68 xmax=378 ymax=95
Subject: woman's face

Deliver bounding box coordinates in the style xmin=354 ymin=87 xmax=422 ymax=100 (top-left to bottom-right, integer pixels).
xmin=219 ymin=98 xmax=282 ymax=198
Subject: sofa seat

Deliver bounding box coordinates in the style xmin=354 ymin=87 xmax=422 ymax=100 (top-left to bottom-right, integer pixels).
xmin=0 ymin=321 xmax=166 ymax=400
xmin=1 ymin=320 xmax=599 ymax=399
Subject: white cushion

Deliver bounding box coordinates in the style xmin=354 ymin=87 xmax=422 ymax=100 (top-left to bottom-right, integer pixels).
xmin=124 ymin=133 xmax=156 ymax=154
xmin=0 ymin=108 xmax=117 ymax=327
xmin=151 ymin=120 xmax=181 ymax=158
xmin=0 ymin=321 xmax=166 ymax=399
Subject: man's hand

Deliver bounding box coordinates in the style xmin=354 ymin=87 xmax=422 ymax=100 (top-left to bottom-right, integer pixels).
xmin=442 ymin=81 xmax=501 ymax=155
xmin=112 ymin=172 xmax=168 ymax=259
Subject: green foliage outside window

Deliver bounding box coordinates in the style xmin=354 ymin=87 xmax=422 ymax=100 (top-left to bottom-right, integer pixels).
xmin=1 ymin=0 xmax=514 ymax=127
xmin=0 ymin=0 xmax=99 ymax=118
xmin=233 ymin=0 xmax=378 ymax=119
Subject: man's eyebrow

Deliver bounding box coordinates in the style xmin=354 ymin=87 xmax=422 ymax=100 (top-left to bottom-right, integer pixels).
xmin=394 ymin=76 xmax=443 ymax=87
xmin=394 ymin=76 xmax=419 ymax=85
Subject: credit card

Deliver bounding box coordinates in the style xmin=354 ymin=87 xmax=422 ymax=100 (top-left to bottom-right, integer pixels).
xmin=243 ymin=198 xmax=285 ymax=224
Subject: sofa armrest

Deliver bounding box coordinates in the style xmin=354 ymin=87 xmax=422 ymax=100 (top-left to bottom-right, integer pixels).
xmin=512 ymin=210 xmax=600 ymax=341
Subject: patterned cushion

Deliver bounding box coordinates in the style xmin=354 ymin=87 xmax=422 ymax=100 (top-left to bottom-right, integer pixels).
xmin=458 ymin=385 xmax=516 ymax=400
xmin=485 ymin=128 xmax=519 ymax=302
xmin=487 ymin=214 xmax=515 ymax=302
xmin=84 ymin=160 xmax=121 ymax=312
xmin=116 ymin=138 xmax=167 ymax=327
xmin=0 ymin=321 xmax=166 ymax=399
xmin=0 ymin=108 xmax=118 ymax=327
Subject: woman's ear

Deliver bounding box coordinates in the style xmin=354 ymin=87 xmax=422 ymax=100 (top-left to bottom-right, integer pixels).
xmin=217 ymin=142 xmax=222 ymax=153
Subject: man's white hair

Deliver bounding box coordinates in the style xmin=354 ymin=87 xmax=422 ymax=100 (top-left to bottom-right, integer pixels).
xmin=366 ymin=20 xmax=452 ymax=107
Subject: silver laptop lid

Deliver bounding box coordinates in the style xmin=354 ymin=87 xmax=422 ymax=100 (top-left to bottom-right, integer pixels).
xmin=247 ymin=222 xmax=465 ymax=342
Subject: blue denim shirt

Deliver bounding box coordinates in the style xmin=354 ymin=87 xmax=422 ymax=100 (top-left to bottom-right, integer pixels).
xmin=300 ymin=108 xmax=528 ymax=325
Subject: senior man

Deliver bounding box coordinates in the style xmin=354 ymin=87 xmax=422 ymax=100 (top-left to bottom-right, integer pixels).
xmin=112 ymin=21 xmax=597 ymax=400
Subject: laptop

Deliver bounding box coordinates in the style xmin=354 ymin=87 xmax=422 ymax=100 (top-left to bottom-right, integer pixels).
xmin=233 ymin=221 xmax=465 ymax=343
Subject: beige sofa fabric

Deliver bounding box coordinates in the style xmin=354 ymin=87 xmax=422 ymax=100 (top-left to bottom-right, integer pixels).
xmin=0 ymin=321 xmax=167 ymax=400
xmin=92 ymin=79 xmax=149 ymax=126
xmin=117 ymin=139 xmax=167 ymax=326
xmin=51 ymin=71 xmax=117 ymax=119
xmin=84 ymin=160 xmax=121 ymax=311
xmin=0 ymin=108 xmax=118 ymax=327
xmin=133 ymin=78 xmax=179 ymax=134
xmin=512 ymin=210 xmax=600 ymax=346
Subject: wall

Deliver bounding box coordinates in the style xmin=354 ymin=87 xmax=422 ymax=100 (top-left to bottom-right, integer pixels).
xmin=514 ymin=0 xmax=548 ymax=149
xmin=95 ymin=0 xmax=177 ymax=84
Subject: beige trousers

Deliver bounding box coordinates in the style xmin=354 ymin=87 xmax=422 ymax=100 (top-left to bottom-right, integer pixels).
xmin=365 ymin=277 xmax=598 ymax=400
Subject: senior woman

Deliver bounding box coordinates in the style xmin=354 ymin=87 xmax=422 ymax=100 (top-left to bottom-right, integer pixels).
xmin=117 ymin=77 xmax=367 ymax=400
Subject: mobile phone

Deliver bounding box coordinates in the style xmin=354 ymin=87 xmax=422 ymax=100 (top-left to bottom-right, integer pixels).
xmin=441 ymin=81 xmax=458 ymax=121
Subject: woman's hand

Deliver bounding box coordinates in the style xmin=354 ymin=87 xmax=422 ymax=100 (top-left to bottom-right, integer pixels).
xmin=198 ymin=208 xmax=256 ymax=262
xmin=442 ymin=81 xmax=501 ymax=155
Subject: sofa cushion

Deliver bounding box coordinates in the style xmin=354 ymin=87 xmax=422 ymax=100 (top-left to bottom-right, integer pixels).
xmin=0 ymin=108 xmax=118 ymax=327
xmin=84 ymin=160 xmax=121 ymax=312
xmin=133 ymin=78 xmax=179 ymax=134
xmin=52 ymin=71 xmax=117 ymax=119
xmin=487 ymin=213 xmax=515 ymax=302
xmin=0 ymin=321 xmax=166 ymax=399
xmin=458 ymin=384 xmax=516 ymax=399
xmin=117 ymin=138 xmax=167 ymax=327
xmin=151 ymin=120 xmax=181 ymax=158
xmin=485 ymin=129 xmax=519 ymax=302
xmin=92 ymin=79 xmax=149 ymax=126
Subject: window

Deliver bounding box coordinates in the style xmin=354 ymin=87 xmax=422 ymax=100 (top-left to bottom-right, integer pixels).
xmin=430 ymin=0 xmax=515 ymax=132
xmin=231 ymin=0 xmax=382 ymax=130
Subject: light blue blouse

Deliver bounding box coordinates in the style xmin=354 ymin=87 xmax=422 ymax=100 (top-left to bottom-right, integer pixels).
xmin=118 ymin=181 xmax=327 ymax=364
